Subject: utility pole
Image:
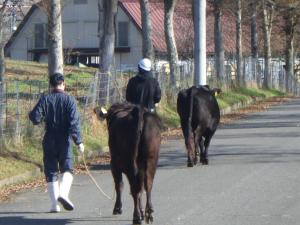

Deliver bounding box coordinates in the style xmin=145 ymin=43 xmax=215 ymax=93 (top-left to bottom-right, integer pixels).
xmin=194 ymin=0 xmax=206 ymax=86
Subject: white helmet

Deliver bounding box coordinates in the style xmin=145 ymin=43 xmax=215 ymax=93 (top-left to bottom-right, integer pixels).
xmin=138 ymin=58 xmax=152 ymax=71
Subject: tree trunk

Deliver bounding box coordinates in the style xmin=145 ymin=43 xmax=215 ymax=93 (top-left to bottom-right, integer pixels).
xmin=98 ymin=0 xmax=117 ymax=105
xmin=284 ymin=9 xmax=295 ymax=93
xmin=262 ymin=0 xmax=273 ymax=89
xmin=140 ymin=0 xmax=154 ymax=61
xmin=164 ymin=0 xmax=178 ymax=87
xmin=48 ymin=0 xmax=64 ymax=76
xmin=250 ymin=0 xmax=259 ymax=87
xmin=236 ymin=0 xmax=243 ymax=87
xmin=0 ymin=10 xmax=6 ymax=136
xmin=98 ymin=0 xmax=117 ymax=73
xmin=213 ymin=0 xmax=225 ymax=85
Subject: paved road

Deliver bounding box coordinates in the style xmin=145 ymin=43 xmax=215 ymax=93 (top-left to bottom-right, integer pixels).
xmin=1 ymin=98 xmax=300 ymax=225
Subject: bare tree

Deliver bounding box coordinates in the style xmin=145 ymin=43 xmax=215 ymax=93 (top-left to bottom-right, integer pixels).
xmin=250 ymin=0 xmax=259 ymax=87
xmin=212 ymin=0 xmax=225 ymax=84
xmin=140 ymin=0 xmax=154 ymax=61
xmin=39 ymin=0 xmax=64 ymax=76
xmin=164 ymin=0 xmax=179 ymax=86
xmin=0 ymin=1 xmax=8 ymax=136
xmin=283 ymin=7 xmax=296 ymax=92
xmin=262 ymin=0 xmax=274 ymax=89
xmin=276 ymin=0 xmax=300 ymax=92
xmin=236 ymin=0 xmax=244 ymax=87
xmin=97 ymin=0 xmax=118 ymax=104
xmin=48 ymin=0 xmax=63 ymax=75
xmin=0 ymin=0 xmax=24 ymax=136
xmin=98 ymin=0 xmax=118 ymax=73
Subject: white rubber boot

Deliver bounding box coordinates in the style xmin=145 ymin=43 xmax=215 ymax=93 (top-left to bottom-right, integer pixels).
xmin=47 ymin=181 xmax=61 ymax=213
xmin=58 ymin=172 xmax=74 ymax=211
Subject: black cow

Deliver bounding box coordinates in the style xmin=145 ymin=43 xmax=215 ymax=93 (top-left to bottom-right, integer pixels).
xmin=177 ymin=85 xmax=221 ymax=167
xmin=94 ymin=103 xmax=162 ymax=225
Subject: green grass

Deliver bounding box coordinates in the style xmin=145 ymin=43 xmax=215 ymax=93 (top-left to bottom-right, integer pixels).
xmin=0 ymin=157 xmax=38 ymax=180
xmin=157 ymin=102 xmax=181 ymax=128
xmin=0 ymin=59 xmax=288 ymax=181
xmin=216 ymin=87 xmax=285 ymax=109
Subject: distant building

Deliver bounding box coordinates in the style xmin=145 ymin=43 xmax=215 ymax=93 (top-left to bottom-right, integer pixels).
xmin=2 ymin=4 xmax=31 ymax=43
xmin=5 ymin=0 xmax=247 ymax=70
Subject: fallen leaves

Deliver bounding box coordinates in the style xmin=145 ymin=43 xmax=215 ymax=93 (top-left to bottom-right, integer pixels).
xmin=0 ymin=96 xmax=293 ymax=202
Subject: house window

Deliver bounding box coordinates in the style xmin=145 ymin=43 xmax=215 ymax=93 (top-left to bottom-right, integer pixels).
xmin=74 ymin=0 xmax=88 ymax=4
xmin=34 ymin=24 xmax=47 ymax=48
xmin=117 ymin=22 xmax=129 ymax=47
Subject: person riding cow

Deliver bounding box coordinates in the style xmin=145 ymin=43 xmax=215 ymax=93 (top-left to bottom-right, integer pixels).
xmin=126 ymin=58 xmax=161 ymax=113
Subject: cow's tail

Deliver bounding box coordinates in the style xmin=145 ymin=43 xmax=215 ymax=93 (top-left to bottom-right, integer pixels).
xmin=187 ymin=87 xmax=195 ymax=138
xmin=186 ymin=87 xmax=196 ymax=166
xmin=132 ymin=105 xmax=144 ymax=176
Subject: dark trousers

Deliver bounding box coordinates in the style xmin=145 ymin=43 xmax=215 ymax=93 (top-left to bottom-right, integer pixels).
xmin=43 ymin=132 xmax=74 ymax=182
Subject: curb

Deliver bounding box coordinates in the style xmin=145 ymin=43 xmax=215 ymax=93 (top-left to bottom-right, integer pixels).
xmin=0 ymin=168 xmax=41 ymax=188
xmin=220 ymin=98 xmax=260 ymax=115
xmin=0 ymin=147 xmax=109 ymax=189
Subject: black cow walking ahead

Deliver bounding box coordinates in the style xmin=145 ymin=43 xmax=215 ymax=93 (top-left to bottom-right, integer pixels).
xmin=95 ymin=103 xmax=162 ymax=225
xmin=177 ymin=85 xmax=221 ymax=167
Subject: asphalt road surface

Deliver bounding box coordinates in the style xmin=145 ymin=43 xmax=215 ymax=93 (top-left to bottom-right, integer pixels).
xmin=1 ymin=98 xmax=300 ymax=225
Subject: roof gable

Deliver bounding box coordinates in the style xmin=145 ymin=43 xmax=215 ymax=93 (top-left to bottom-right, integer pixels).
xmin=5 ymin=5 xmax=38 ymax=51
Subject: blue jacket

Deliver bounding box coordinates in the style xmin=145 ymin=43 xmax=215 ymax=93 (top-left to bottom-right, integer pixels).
xmin=29 ymin=89 xmax=82 ymax=145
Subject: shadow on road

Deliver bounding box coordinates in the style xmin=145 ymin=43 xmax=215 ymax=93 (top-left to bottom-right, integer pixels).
xmin=88 ymin=164 xmax=111 ymax=171
xmin=221 ymin=121 xmax=300 ymax=130
xmin=0 ymin=216 xmax=70 ymax=225
xmin=0 ymin=215 xmax=132 ymax=225
xmin=158 ymin=150 xmax=187 ymax=169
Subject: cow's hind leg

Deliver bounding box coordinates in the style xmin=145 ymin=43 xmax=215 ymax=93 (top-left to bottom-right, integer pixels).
xmin=202 ymin=134 xmax=213 ymax=165
xmin=193 ymin=131 xmax=201 ymax=165
xmin=199 ymin=137 xmax=206 ymax=164
xmin=144 ymin=165 xmax=157 ymax=224
xmin=138 ymin=194 xmax=144 ymax=221
xmin=111 ymin=166 xmax=123 ymax=215
xmin=185 ymin=133 xmax=195 ymax=167
xmin=127 ymin=173 xmax=143 ymax=225
xmin=181 ymin=123 xmax=195 ymax=167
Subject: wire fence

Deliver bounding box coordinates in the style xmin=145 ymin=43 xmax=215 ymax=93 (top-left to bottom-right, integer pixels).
xmin=0 ymin=57 xmax=299 ymax=144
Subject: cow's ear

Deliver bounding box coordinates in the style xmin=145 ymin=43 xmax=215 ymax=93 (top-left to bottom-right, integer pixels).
xmin=100 ymin=107 xmax=108 ymax=115
xmin=94 ymin=106 xmax=107 ymax=120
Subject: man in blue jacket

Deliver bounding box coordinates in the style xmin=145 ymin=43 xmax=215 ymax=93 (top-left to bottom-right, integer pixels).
xmin=126 ymin=58 xmax=161 ymax=112
xmin=29 ymin=73 xmax=84 ymax=212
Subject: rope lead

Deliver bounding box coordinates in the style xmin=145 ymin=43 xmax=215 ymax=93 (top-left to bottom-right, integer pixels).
xmin=81 ymin=152 xmax=115 ymax=201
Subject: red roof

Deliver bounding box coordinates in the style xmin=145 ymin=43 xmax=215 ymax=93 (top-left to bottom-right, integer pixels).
xmin=119 ymin=0 xmax=250 ymax=55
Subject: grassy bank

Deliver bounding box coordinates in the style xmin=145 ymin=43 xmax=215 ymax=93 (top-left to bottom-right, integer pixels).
xmin=0 ymin=60 xmax=287 ymax=181
xmin=157 ymin=87 xmax=285 ymax=129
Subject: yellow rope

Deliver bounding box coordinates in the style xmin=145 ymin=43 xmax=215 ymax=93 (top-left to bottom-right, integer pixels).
xmin=81 ymin=152 xmax=115 ymax=201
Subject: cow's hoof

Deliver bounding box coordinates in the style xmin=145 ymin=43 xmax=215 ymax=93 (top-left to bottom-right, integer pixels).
xmin=201 ymin=159 xmax=209 ymax=165
xmin=140 ymin=210 xmax=145 ymax=220
xmin=187 ymin=161 xmax=194 ymax=167
xmin=193 ymin=156 xmax=199 ymax=165
xmin=145 ymin=212 xmax=154 ymax=224
xmin=113 ymin=207 xmax=122 ymax=215
xmin=133 ymin=218 xmax=142 ymax=225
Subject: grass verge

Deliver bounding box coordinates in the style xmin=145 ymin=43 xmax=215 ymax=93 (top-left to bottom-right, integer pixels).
xmin=0 ymin=87 xmax=286 ymax=180
xmin=0 ymin=58 xmax=288 ymax=182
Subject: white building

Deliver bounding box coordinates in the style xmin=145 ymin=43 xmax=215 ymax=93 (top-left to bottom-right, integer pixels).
xmin=5 ymin=0 xmax=146 ymax=70
xmin=5 ymin=0 xmax=242 ymax=70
